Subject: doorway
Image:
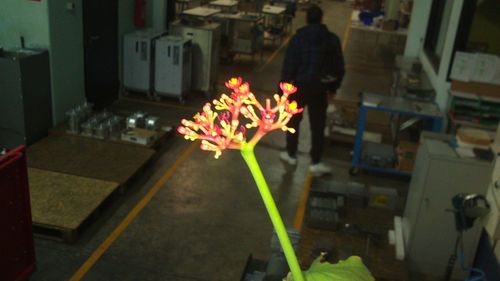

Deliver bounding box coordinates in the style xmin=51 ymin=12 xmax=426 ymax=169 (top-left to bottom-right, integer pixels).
xmin=82 ymin=0 xmax=119 ymax=109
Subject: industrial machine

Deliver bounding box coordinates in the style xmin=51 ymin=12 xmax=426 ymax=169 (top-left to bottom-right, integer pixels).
xmin=154 ymin=36 xmax=192 ymax=103
xmin=170 ymin=21 xmax=221 ymax=95
xmin=123 ymin=30 xmax=163 ymax=95
xmin=0 ymin=48 xmax=52 ymax=149
xmin=444 ymin=194 xmax=491 ymax=281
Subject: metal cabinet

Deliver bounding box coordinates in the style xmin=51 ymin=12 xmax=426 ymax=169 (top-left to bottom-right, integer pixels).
xmin=0 ymin=49 xmax=52 ymax=149
xmin=402 ymin=133 xmax=492 ymax=279
xmin=123 ymin=30 xmax=163 ymax=93
xmin=170 ymin=21 xmax=221 ymax=94
xmin=154 ymin=36 xmax=192 ymax=102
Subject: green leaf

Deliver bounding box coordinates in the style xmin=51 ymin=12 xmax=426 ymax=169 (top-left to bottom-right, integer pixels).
xmin=286 ymin=255 xmax=375 ymax=281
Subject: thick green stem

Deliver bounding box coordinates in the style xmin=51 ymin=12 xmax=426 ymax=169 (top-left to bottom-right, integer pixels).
xmin=240 ymin=144 xmax=304 ymax=281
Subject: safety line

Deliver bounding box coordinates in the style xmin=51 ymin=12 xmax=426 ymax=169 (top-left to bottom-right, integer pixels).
xmin=256 ymin=36 xmax=292 ymax=73
xmin=69 ymin=141 xmax=199 ymax=281
xmin=342 ymin=15 xmax=353 ymax=51
xmin=293 ymin=173 xmax=313 ymax=230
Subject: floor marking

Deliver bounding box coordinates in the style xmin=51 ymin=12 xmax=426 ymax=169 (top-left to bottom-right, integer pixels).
xmin=342 ymin=16 xmax=353 ymax=51
xmin=69 ymin=141 xmax=199 ymax=281
xmin=256 ymin=36 xmax=292 ymax=73
xmin=293 ymin=173 xmax=312 ymax=230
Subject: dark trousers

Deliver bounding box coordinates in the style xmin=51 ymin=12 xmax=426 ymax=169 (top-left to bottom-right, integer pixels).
xmin=286 ymin=82 xmax=328 ymax=164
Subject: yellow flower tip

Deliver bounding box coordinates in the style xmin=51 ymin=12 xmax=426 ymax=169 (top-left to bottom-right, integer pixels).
xmin=289 ymin=101 xmax=298 ymax=110
xmin=225 ymin=77 xmax=243 ymax=89
xmin=279 ymin=82 xmax=298 ymax=95
xmin=288 ymin=128 xmax=296 ymax=133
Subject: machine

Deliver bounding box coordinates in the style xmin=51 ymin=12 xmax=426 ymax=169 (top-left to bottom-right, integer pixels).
xmin=444 ymin=127 xmax=500 ymax=281
xmin=0 ymin=48 xmax=52 ymax=149
xmin=154 ymin=36 xmax=192 ymax=103
xmin=123 ymin=30 xmax=164 ymax=95
xmin=170 ymin=21 xmax=221 ymax=95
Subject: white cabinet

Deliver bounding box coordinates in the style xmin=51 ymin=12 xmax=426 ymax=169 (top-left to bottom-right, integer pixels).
xmin=154 ymin=36 xmax=192 ymax=102
xmin=170 ymin=21 xmax=221 ymax=94
xmin=123 ymin=30 xmax=162 ymax=92
xmin=403 ymin=133 xmax=492 ymax=279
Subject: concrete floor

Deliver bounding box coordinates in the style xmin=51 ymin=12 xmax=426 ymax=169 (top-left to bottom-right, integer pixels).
xmin=31 ymin=1 xmax=411 ymax=280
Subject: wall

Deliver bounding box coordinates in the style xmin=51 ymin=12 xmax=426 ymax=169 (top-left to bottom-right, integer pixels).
xmin=0 ymin=0 xmax=50 ymax=49
xmin=405 ymin=0 xmax=464 ymax=109
xmin=118 ymin=0 xmax=137 ymax=91
xmin=0 ymin=0 xmax=168 ymax=121
xmin=468 ymin=0 xmax=500 ymax=55
xmin=0 ymin=0 xmax=86 ymax=125
xmin=47 ymin=0 xmax=86 ymax=124
xmin=404 ymin=0 xmax=432 ymax=57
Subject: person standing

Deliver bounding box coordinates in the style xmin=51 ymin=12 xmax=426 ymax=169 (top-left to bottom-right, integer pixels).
xmin=279 ymin=5 xmax=345 ymax=176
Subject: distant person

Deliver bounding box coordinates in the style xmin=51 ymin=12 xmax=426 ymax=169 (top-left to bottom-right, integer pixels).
xmin=280 ymin=4 xmax=345 ymax=176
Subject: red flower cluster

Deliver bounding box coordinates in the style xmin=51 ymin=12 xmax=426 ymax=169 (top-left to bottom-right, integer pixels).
xmin=178 ymin=77 xmax=303 ymax=158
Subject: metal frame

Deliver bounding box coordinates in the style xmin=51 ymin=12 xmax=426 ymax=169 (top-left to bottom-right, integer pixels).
xmin=350 ymin=94 xmax=444 ymax=177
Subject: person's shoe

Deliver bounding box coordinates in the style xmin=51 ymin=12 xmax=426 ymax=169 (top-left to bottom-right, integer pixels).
xmin=309 ymin=162 xmax=332 ymax=176
xmin=280 ymin=151 xmax=297 ymax=165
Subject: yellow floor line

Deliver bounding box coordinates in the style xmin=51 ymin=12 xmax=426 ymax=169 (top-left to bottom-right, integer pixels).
xmin=122 ymin=97 xmax=199 ymax=111
xmin=342 ymin=16 xmax=353 ymax=51
xmin=293 ymin=173 xmax=313 ymax=230
xmin=256 ymin=36 xmax=292 ymax=73
xmin=69 ymin=141 xmax=199 ymax=281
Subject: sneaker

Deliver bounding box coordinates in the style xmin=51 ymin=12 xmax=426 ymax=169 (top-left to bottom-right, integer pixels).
xmin=280 ymin=151 xmax=297 ymax=165
xmin=309 ymin=162 xmax=332 ymax=176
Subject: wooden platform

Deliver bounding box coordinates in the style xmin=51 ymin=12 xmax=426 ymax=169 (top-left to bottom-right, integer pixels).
xmin=27 ymin=134 xmax=155 ymax=184
xmin=28 ymin=168 xmax=120 ymax=242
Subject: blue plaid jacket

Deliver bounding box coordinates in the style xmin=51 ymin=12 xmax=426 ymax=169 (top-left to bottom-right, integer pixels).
xmin=281 ymin=23 xmax=345 ymax=91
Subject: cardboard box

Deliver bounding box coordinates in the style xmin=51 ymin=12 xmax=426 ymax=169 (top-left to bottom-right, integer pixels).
xmin=369 ymin=186 xmax=398 ymax=209
xmin=451 ymin=80 xmax=500 ymax=99
xmin=121 ymin=128 xmax=157 ymax=146
xmin=396 ymin=141 xmax=419 ymax=171
xmin=382 ymin=19 xmax=398 ymax=31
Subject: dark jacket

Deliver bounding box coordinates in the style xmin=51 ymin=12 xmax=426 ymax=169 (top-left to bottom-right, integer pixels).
xmin=281 ymin=23 xmax=345 ymax=91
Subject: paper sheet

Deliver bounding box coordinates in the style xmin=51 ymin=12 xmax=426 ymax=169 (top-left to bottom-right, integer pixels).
xmin=471 ymin=53 xmax=499 ymax=83
xmin=450 ymin=52 xmax=475 ymax=82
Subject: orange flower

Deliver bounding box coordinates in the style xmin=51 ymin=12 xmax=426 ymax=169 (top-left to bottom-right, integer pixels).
xmin=224 ymin=77 xmax=242 ymax=90
xmin=279 ymin=82 xmax=297 ymax=95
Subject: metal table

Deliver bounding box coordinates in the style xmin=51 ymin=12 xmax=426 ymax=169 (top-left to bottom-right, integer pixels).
xmin=350 ymin=93 xmax=444 ymax=177
xmin=209 ymin=0 xmax=239 ymax=13
xmin=181 ymin=6 xmax=221 ymax=19
xmin=261 ymin=4 xmax=288 ymax=46
xmin=213 ymin=12 xmax=264 ymax=61
xmin=176 ymin=0 xmax=192 ymax=13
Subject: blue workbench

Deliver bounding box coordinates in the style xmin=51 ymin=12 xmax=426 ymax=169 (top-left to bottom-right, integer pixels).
xmin=350 ymin=92 xmax=444 ymax=176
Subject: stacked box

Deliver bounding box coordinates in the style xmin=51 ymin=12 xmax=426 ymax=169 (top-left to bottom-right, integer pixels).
xmin=396 ymin=141 xmax=419 ymax=171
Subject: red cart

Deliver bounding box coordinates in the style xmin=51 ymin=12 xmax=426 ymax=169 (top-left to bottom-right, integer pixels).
xmin=0 ymin=146 xmax=36 ymax=281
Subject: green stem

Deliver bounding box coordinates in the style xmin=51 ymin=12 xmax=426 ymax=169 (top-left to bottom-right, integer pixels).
xmin=240 ymin=144 xmax=304 ymax=281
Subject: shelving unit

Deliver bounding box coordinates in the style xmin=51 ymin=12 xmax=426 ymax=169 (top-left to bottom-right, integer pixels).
xmin=350 ymin=93 xmax=444 ymax=176
xmin=448 ymin=91 xmax=500 ymax=131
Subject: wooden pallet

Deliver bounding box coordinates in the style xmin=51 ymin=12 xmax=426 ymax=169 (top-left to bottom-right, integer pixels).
xmin=27 ymin=134 xmax=155 ymax=184
xmin=28 ymin=168 xmax=120 ymax=243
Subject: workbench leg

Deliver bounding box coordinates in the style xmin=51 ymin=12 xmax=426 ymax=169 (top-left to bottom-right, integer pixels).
xmin=351 ymin=105 xmax=368 ymax=172
xmin=432 ymin=117 xmax=444 ymax=133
